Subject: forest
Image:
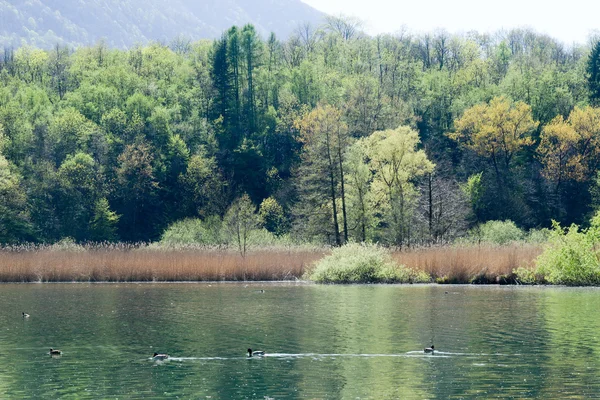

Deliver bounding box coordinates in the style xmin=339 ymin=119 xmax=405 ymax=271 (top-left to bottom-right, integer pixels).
xmin=1 ymin=19 xmax=600 ymax=247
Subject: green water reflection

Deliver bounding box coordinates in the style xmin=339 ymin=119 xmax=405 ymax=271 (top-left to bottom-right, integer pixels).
xmin=0 ymin=284 xmax=599 ymax=398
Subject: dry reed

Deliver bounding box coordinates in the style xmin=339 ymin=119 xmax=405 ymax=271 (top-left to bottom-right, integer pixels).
xmin=0 ymin=243 xmax=541 ymax=283
xmin=391 ymin=244 xmax=542 ymax=283
xmin=0 ymin=244 xmax=326 ymax=282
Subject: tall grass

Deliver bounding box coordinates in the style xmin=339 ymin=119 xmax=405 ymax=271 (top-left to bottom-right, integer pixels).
xmin=391 ymin=244 xmax=542 ymax=284
xmin=0 ymin=243 xmax=324 ymax=282
xmin=0 ymin=242 xmax=541 ymax=284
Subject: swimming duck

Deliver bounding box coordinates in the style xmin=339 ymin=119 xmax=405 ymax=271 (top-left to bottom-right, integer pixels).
xmin=424 ymin=345 xmax=434 ymax=354
xmin=22 ymin=312 xmax=30 ymax=318
xmin=153 ymin=352 xmax=169 ymax=361
xmin=247 ymin=348 xmax=265 ymax=357
xmin=49 ymin=348 xmax=62 ymax=356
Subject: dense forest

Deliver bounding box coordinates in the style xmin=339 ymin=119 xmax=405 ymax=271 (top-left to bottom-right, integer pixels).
xmin=1 ymin=19 xmax=600 ymax=246
xmin=0 ymin=0 xmax=323 ymax=48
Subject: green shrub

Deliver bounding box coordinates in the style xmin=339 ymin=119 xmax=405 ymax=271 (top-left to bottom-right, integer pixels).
xmin=526 ymin=228 xmax=551 ymax=244
xmin=160 ymin=217 xmax=224 ymax=246
xmin=469 ymin=220 xmax=525 ymax=245
xmin=534 ymin=221 xmax=600 ymax=285
xmin=513 ymin=266 xmax=541 ymax=284
xmin=160 ymin=217 xmax=300 ymax=248
xmin=307 ymin=243 xmax=430 ymax=284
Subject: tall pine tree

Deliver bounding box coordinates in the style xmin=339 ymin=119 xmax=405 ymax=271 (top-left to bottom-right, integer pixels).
xmin=587 ymin=40 xmax=600 ymax=106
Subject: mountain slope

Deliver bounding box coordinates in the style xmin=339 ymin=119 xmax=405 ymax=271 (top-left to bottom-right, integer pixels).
xmin=0 ymin=0 xmax=325 ymax=48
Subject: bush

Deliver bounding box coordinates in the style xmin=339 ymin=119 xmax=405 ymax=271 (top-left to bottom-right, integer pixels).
xmin=526 ymin=228 xmax=551 ymax=244
xmin=534 ymin=220 xmax=600 ymax=285
xmin=160 ymin=217 xmax=300 ymax=249
xmin=160 ymin=217 xmax=224 ymax=246
xmin=469 ymin=220 xmax=525 ymax=245
xmin=307 ymin=243 xmax=430 ymax=284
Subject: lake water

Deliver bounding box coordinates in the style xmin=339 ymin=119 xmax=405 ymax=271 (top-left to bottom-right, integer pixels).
xmin=1 ymin=283 xmax=599 ymax=398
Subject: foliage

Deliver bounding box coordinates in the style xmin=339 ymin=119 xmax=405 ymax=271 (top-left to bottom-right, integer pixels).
xmin=451 ymin=96 xmax=537 ymax=169
xmin=588 ymin=40 xmax=600 ymax=106
xmin=460 ymin=172 xmax=484 ymax=223
xmin=294 ymin=104 xmax=350 ymax=246
xmin=0 ymin=25 xmax=595 ymax=245
xmin=534 ymin=218 xmax=600 ymax=285
xmin=307 ymin=243 xmax=430 ymax=283
xmin=160 ymin=216 xmax=293 ymax=248
xmin=468 ymin=220 xmax=525 ymax=245
xmin=259 ymin=197 xmax=288 ymax=236
xmin=89 ymin=198 xmax=120 ymax=242
xmin=0 ymin=155 xmax=32 ymax=243
xmin=160 ymin=217 xmax=224 ymax=246
xmin=363 ymin=126 xmax=435 ymax=245
xmin=538 ymin=107 xmax=600 ymax=185
xmin=223 ymin=194 xmax=260 ymax=257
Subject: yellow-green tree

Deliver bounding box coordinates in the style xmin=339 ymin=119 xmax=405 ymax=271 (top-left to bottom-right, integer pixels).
xmin=364 ymin=126 xmax=434 ymax=245
xmin=538 ymin=107 xmax=600 ymax=190
xmin=451 ymin=96 xmax=537 ymax=174
xmin=450 ymin=96 xmax=537 ymax=208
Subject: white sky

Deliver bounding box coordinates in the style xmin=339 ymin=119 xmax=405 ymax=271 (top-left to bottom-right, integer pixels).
xmin=302 ymin=0 xmax=599 ymax=45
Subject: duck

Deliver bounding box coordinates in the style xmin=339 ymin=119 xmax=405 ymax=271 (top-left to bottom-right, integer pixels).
xmin=49 ymin=348 xmax=62 ymax=356
xmin=424 ymin=345 xmax=435 ymax=354
xmin=153 ymin=352 xmax=169 ymax=361
xmin=22 ymin=312 xmax=30 ymax=318
xmin=247 ymin=348 xmax=265 ymax=357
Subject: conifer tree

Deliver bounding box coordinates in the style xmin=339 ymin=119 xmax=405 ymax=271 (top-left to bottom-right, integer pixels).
xmin=587 ymin=40 xmax=600 ymax=106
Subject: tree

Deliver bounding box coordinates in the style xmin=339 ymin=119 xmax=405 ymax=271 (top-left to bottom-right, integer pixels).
xmin=211 ymin=34 xmax=234 ymax=142
xmin=241 ymin=24 xmax=263 ymax=133
xmin=345 ymin=139 xmax=375 ymax=242
xmin=418 ymin=172 xmax=468 ymax=243
xmin=324 ymin=15 xmax=362 ymax=41
xmin=538 ymin=107 xmax=600 ymax=188
xmin=259 ymin=196 xmax=287 ymax=236
xmin=179 ymin=150 xmax=227 ymax=218
xmin=450 ymin=96 xmax=537 ymax=197
xmin=364 ymin=126 xmax=435 ymax=246
xmin=295 ymin=105 xmax=350 ymax=245
xmin=460 ymin=172 xmax=484 ymax=225
xmin=48 ymin=108 xmax=100 ymax=166
xmin=56 ymin=152 xmax=100 ymax=240
xmin=224 ymin=194 xmax=259 ymax=257
xmin=49 ymin=44 xmax=71 ymax=100
xmin=0 ymin=154 xmax=32 ymax=243
xmin=587 ymin=40 xmax=600 ymax=106
xmin=89 ymin=198 xmax=120 ymax=242
xmin=115 ymin=141 xmax=161 ymax=241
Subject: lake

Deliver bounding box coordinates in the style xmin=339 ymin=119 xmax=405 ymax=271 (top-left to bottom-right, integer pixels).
xmin=0 ymin=283 xmax=599 ymax=398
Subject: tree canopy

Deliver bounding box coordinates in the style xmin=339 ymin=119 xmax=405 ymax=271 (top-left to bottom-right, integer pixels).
xmin=0 ymin=24 xmax=596 ymax=245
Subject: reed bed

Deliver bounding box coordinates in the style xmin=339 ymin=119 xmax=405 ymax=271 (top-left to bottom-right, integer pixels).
xmin=391 ymin=244 xmax=542 ymax=283
xmin=0 ymin=244 xmax=326 ymax=282
xmin=0 ymin=243 xmax=541 ymax=283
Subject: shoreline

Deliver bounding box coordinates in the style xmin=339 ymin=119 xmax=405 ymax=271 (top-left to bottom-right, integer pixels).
xmin=0 ymin=243 xmax=541 ymax=284
xmin=0 ymin=280 xmax=595 ymax=288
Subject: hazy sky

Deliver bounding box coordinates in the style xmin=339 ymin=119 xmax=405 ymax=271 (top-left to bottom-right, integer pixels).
xmin=302 ymin=0 xmax=599 ymax=45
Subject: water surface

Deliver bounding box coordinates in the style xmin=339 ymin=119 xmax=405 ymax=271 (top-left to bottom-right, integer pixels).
xmin=1 ymin=283 xmax=599 ymax=398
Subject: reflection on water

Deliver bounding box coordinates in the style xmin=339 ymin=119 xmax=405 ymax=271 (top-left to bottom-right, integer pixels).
xmin=0 ymin=284 xmax=599 ymax=398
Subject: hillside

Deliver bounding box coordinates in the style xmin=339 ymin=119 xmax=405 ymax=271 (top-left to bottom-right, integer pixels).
xmin=0 ymin=0 xmax=325 ymax=48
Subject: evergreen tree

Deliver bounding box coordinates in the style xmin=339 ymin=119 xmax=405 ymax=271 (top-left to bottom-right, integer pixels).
xmin=89 ymin=198 xmax=120 ymax=242
xmin=587 ymin=40 xmax=600 ymax=106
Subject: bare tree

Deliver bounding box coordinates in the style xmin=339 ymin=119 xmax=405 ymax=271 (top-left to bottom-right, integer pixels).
xmin=324 ymin=15 xmax=363 ymax=41
xmin=417 ymin=172 xmax=469 ymax=244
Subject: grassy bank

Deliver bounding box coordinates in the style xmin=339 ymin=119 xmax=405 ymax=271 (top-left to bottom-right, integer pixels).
xmin=0 ymin=242 xmax=542 ymax=283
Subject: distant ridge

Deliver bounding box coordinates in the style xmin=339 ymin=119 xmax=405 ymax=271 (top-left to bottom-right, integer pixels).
xmin=0 ymin=0 xmax=326 ymax=48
